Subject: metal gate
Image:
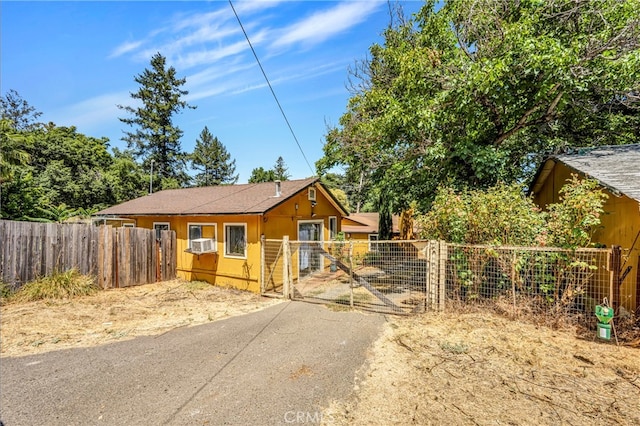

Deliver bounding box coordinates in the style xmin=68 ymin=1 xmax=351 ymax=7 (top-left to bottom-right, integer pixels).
xmin=261 ymin=237 xmax=443 ymax=314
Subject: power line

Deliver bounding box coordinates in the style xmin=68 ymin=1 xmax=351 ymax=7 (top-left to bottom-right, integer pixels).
xmin=228 ymin=0 xmax=315 ymax=177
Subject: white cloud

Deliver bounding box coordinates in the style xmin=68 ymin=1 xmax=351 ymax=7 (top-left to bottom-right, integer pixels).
xmin=109 ymin=40 xmax=145 ymax=59
xmin=48 ymin=92 xmax=131 ymax=133
xmin=272 ymin=1 xmax=382 ymax=49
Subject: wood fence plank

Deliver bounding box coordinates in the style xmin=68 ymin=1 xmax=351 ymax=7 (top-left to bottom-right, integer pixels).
xmin=1 ymin=220 xmax=175 ymax=290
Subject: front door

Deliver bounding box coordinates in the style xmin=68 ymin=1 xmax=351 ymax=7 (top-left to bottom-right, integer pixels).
xmin=298 ymin=221 xmax=323 ymax=278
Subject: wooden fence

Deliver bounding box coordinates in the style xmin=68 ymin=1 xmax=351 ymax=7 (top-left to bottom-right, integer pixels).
xmin=0 ymin=220 xmax=176 ymax=289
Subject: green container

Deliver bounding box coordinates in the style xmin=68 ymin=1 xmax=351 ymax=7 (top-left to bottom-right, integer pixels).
xmin=595 ymin=305 xmax=614 ymax=324
xmin=597 ymin=322 xmax=611 ymax=340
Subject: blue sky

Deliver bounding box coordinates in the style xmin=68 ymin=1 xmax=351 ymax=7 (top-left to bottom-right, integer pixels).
xmin=2 ymin=0 xmax=424 ymax=183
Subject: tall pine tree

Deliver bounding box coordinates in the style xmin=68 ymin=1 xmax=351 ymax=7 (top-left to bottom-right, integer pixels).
xmin=273 ymin=156 xmax=290 ymax=181
xmin=118 ymin=52 xmax=195 ymax=190
xmin=190 ymin=126 xmax=238 ymax=186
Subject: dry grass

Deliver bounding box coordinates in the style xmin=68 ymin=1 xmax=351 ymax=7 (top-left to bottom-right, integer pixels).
xmin=7 ymin=269 xmax=99 ymax=303
xmin=3 ymin=279 xmax=639 ymax=424
xmin=325 ymin=311 xmax=640 ymax=425
xmin=0 ymin=279 xmax=282 ymax=357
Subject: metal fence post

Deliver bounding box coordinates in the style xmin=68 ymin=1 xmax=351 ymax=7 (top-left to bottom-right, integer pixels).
xmin=282 ymin=236 xmax=291 ymax=299
xmin=349 ymin=240 xmax=354 ymax=308
xmin=438 ymin=240 xmax=447 ymax=312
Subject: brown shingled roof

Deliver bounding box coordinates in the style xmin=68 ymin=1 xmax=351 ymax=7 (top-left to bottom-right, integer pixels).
xmin=342 ymin=213 xmax=401 ymax=234
xmin=96 ymin=178 xmax=320 ymax=216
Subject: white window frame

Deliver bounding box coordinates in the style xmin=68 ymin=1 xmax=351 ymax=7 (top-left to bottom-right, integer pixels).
xmin=308 ymin=187 xmax=317 ymax=201
xmin=187 ymin=222 xmax=217 ymax=249
xmin=224 ymin=223 xmax=247 ymax=259
xmin=153 ymin=222 xmax=170 ymax=240
xmin=368 ymin=234 xmax=379 ymax=252
xmin=297 ymin=219 xmax=324 ymax=241
xmin=329 ymin=216 xmax=337 ymax=240
xmin=122 ymin=222 xmax=135 ymax=228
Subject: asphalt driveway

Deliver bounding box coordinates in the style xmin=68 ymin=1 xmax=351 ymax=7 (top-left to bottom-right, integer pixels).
xmin=0 ymin=301 xmax=385 ymax=425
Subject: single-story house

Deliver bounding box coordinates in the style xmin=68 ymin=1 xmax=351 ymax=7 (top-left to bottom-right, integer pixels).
xmin=529 ymin=144 xmax=640 ymax=313
xmin=95 ymin=178 xmax=348 ymax=293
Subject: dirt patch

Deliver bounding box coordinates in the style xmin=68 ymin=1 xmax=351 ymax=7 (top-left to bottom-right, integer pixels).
xmin=0 ymin=280 xmax=282 ymax=357
xmin=325 ymin=312 xmax=640 ymax=425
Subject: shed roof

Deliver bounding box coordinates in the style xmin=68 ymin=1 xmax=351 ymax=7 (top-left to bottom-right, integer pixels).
xmin=96 ymin=177 xmax=347 ymax=216
xmin=530 ymin=144 xmax=640 ymax=202
xmin=342 ymin=213 xmax=400 ymax=234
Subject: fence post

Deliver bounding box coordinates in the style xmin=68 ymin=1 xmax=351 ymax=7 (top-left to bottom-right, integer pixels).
xmin=260 ymin=235 xmax=265 ymax=294
xmin=349 ymin=240 xmax=354 ymax=308
xmin=610 ymin=245 xmax=622 ymax=312
xmin=282 ymin=236 xmax=291 ymax=299
xmin=438 ymin=240 xmax=447 ymax=312
xmin=426 ymin=240 xmax=439 ymax=311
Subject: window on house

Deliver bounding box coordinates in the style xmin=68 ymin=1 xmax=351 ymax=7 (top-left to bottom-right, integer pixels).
xmin=122 ymin=223 xmax=135 ymax=228
xmin=153 ymin=222 xmax=170 ymax=240
xmin=329 ymin=216 xmax=337 ymax=239
xmin=225 ymin=223 xmax=247 ymax=258
xmin=187 ymin=223 xmax=217 ymax=248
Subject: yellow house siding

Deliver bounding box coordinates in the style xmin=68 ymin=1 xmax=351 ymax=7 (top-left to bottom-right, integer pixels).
xmin=112 ymin=185 xmax=345 ymax=294
xmin=131 ymin=215 xmax=262 ymax=292
xmin=533 ymin=163 xmax=640 ymax=311
xmin=263 ymin=190 xmax=342 ymax=239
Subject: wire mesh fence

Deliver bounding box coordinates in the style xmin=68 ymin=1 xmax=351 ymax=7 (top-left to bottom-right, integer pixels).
xmin=262 ymin=238 xmax=621 ymax=327
xmin=261 ymin=238 xmax=430 ymax=314
xmin=444 ymin=244 xmax=614 ymax=328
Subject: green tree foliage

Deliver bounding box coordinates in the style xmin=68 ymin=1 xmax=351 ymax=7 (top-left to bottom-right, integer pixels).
xmin=418 ymin=178 xmax=607 ymax=248
xmin=190 ymin=127 xmax=238 ymax=186
xmin=0 ymin=89 xmax=43 ymax=131
xmin=28 ymin=125 xmax=114 ymax=209
xmin=0 ymin=168 xmax=43 ymax=220
xmin=319 ymin=0 xmax=640 ymax=212
xmin=248 ymin=157 xmax=290 ymax=183
xmin=273 ymin=156 xmax=291 ymax=181
xmin=118 ymin=52 xmax=195 ymax=190
xmin=248 ymin=167 xmax=276 ymax=183
xmin=320 ymin=173 xmax=350 ymax=211
xmin=0 ymin=119 xmax=31 ymax=183
xmin=0 ymin=92 xmax=154 ymax=220
xmin=106 ymin=148 xmax=147 ymax=203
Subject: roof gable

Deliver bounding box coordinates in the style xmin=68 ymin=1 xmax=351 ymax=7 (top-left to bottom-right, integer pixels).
xmin=531 ymin=144 xmax=640 ymax=202
xmin=97 ymin=178 xmax=325 ymax=216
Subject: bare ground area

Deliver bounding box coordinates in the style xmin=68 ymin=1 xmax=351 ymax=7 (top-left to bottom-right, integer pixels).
xmin=325 ymin=312 xmax=640 ymax=425
xmin=2 ymin=282 xmax=639 ymax=425
xmin=0 ymin=279 xmax=282 ymax=357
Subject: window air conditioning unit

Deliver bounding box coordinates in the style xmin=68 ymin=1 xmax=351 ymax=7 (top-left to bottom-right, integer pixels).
xmin=191 ymin=238 xmax=217 ymax=254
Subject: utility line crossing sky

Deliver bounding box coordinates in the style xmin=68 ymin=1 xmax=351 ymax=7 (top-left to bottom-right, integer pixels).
xmin=2 ymin=0 xmax=424 ymax=182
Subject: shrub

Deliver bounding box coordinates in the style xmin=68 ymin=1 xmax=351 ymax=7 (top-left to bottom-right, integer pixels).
xmin=417 ymin=182 xmax=545 ymax=246
xmin=417 ymin=176 xmax=607 ymax=249
xmin=0 ymin=281 xmax=15 ymax=304
xmin=544 ymin=175 xmax=608 ymax=248
xmin=12 ymin=269 xmax=98 ymax=302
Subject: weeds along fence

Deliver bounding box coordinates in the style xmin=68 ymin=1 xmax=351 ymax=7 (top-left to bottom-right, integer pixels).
xmin=261 ymin=238 xmax=621 ymax=325
xmin=0 ymin=220 xmax=176 ymax=290
xmin=443 ymin=244 xmax=616 ymax=327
